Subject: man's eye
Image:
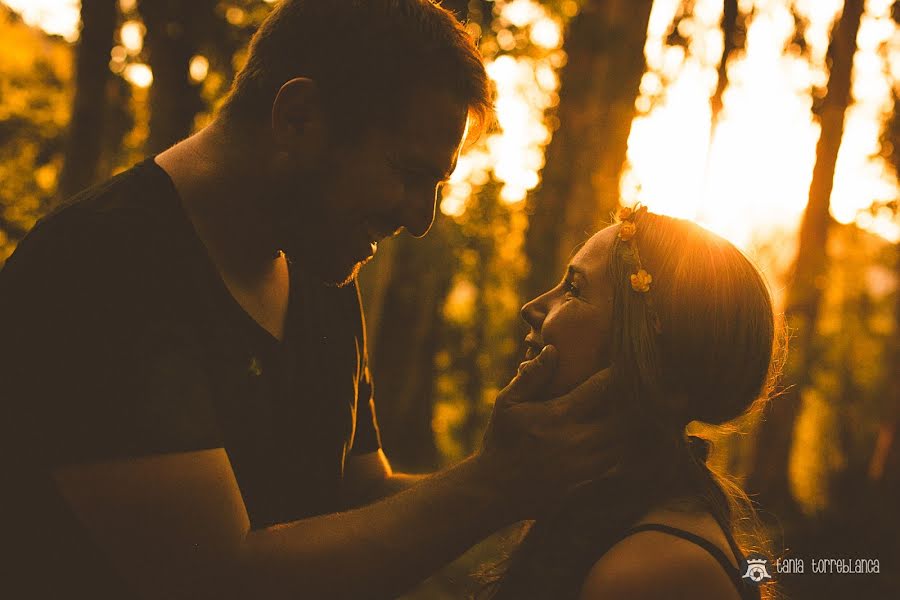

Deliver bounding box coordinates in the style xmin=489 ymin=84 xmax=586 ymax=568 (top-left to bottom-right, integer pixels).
xmin=563 ymin=279 xmax=580 ymax=299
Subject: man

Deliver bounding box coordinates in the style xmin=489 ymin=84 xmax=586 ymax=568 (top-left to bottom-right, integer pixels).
xmin=0 ymin=1 xmax=618 ymax=598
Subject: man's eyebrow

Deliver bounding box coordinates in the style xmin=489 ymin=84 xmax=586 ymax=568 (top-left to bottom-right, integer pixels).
xmin=566 ymin=265 xmax=589 ymax=284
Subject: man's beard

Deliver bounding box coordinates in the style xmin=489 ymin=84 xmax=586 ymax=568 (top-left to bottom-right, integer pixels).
xmin=270 ymin=164 xmax=369 ymax=287
xmin=280 ymin=224 xmax=369 ymax=288
xmin=328 ymin=258 xmax=368 ymax=288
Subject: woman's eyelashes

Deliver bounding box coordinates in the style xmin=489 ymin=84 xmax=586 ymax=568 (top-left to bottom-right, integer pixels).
xmin=562 ymin=277 xmax=580 ymax=300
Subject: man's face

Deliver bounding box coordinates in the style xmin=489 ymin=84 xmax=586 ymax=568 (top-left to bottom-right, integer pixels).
xmin=269 ymin=90 xmax=469 ymax=286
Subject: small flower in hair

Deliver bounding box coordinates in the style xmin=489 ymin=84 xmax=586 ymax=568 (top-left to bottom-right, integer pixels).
xmin=630 ymin=269 xmax=652 ymax=293
xmin=618 ymin=206 xmax=633 ymax=221
xmin=618 ymin=221 xmax=637 ymax=241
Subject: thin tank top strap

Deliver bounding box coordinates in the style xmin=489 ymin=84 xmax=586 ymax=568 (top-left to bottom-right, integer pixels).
xmin=614 ymin=523 xmax=761 ymax=600
xmin=707 ymin=511 xmax=753 ymax=570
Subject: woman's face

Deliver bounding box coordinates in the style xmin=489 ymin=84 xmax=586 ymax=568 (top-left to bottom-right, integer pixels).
xmin=521 ymin=227 xmax=617 ymax=396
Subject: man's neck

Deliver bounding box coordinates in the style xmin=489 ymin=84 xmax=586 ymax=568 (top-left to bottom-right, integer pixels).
xmin=155 ymin=122 xmax=281 ymax=285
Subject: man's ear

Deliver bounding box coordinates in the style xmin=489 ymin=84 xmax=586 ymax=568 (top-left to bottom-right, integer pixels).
xmin=271 ymin=77 xmax=328 ymax=160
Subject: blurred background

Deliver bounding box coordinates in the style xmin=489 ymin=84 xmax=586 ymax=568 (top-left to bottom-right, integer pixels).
xmin=0 ymin=0 xmax=897 ymax=597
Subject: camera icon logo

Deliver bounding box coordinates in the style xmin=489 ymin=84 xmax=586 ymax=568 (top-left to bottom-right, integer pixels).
xmin=740 ymin=553 xmax=773 ymax=585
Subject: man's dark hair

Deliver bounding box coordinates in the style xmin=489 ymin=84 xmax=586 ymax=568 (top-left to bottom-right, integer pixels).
xmin=219 ymin=0 xmax=492 ymax=140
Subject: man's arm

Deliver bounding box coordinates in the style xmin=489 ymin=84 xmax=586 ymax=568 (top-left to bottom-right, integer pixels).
xmin=53 ymin=448 xmax=503 ymax=600
xmin=341 ymin=449 xmax=426 ymax=507
xmin=52 ymin=346 xmax=621 ymax=600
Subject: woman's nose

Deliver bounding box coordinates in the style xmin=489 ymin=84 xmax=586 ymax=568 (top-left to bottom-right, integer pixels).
xmin=521 ymin=294 xmax=547 ymax=329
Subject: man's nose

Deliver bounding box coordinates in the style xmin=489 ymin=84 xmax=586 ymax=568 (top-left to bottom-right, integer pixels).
xmin=402 ymin=189 xmax=439 ymax=238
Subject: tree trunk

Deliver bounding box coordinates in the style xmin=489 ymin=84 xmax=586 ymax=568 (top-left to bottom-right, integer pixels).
xmin=56 ymin=0 xmax=119 ymax=202
xmin=710 ymin=0 xmax=742 ymax=127
xmin=524 ymin=0 xmax=655 ymax=302
xmin=366 ymin=223 xmax=456 ymax=472
xmin=97 ymin=77 xmax=135 ymax=176
xmin=138 ymin=0 xmax=213 ymax=154
xmin=747 ymin=0 xmax=865 ymax=514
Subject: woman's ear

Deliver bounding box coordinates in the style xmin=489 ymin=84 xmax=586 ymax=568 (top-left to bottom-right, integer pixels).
xmin=271 ymin=77 xmax=328 ymax=162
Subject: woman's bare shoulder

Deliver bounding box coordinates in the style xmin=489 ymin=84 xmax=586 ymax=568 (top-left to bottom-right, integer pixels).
xmin=577 ymin=507 xmax=743 ymax=600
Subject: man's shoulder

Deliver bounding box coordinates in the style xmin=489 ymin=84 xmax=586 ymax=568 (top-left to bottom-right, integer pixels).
xmin=0 ymin=159 xmax=195 ymax=368
xmin=32 ymin=159 xmax=172 ymax=249
xmin=0 ymin=161 xmax=224 ymax=469
xmin=2 ymin=159 xmax=184 ymax=295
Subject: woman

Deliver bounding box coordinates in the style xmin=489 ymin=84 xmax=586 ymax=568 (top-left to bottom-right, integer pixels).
xmin=483 ymin=206 xmax=782 ymax=599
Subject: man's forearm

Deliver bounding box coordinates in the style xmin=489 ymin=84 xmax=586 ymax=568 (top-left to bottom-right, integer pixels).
xmin=382 ymin=472 xmax=427 ymax=494
xmin=238 ymin=455 xmax=510 ymax=600
xmin=347 ymin=472 xmax=427 ymax=506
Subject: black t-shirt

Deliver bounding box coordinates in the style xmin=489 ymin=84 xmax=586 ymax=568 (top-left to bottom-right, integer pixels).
xmin=0 ymin=158 xmax=382 ymax=596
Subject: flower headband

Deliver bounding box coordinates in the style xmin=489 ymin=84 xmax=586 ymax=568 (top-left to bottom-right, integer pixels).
xmin=616 ymin=204 xmax=652 ymax=293
xmin=615 ymin=203 xmax=662 ymax=334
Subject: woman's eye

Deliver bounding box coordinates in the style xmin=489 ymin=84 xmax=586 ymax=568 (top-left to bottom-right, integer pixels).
xmin=563 ymin=279 xmax=580 ymax=299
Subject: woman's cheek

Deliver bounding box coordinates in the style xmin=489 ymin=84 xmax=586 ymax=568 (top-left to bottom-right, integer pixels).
xmin=546 ymin=314 xmax=611 ymax=396
xmin=549 ymin=345 xmax=599 ymax=396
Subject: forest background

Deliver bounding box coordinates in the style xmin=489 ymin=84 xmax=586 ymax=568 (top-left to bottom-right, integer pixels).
xmin=0 ymin=0 xmax=898 ymax=598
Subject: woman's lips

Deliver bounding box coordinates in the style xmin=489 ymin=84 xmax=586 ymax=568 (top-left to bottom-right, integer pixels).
xmin=523 ymin=336 xmax=543 ymax=360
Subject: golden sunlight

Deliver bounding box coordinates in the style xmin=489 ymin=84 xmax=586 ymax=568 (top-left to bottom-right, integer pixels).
xmin=441 ymin=0 xmax=564 ymax=214
xmin=4 ymin=0 xmax=898 ymax=244
xmin=625 ymin=0 xmax=899 ymax=246
xmin=2 ymin=0 xmax=78 ymax=41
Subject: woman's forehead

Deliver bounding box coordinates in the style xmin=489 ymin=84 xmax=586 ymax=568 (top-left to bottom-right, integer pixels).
xmin=570 ymin=226 xmax=618 ymax=274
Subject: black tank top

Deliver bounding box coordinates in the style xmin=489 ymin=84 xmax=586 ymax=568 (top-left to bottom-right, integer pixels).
xmin=609 ymin=522 xmax=762 ymax=600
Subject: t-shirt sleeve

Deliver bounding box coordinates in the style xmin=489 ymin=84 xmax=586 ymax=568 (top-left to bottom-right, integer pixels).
xmin=348 ymin=282 xmax=382 ymax=456
xmin=0 ymin=214 xmax=223 ymax=468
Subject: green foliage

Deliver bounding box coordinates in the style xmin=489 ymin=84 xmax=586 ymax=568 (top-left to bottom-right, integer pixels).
xmin=0 ymin=8 xmax=71 ymax=263
xmin=789 ymin=224 xmax=897 ymax=514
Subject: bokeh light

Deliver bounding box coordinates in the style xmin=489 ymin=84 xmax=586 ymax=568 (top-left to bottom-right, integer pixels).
xmin=441 ymin=0 xmax=564 ymax=214
xmin=3 ymin=0 xmax=898 ymax=244
xmin=123 ymin=62 xmax=153 ymax=88
xmin=624 ymin=0 xmax=899 ymax=246
xmin=189 ymin=54 xmax=210 ymax=83
xmin=2 ymin=0 xmax=78 ymax=42
xmin=119 ymin=19 xmax=144 ymax=54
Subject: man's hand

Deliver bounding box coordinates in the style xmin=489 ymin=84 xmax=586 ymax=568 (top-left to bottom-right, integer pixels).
xmin=476 ymin=345 xmax=622 ymax=520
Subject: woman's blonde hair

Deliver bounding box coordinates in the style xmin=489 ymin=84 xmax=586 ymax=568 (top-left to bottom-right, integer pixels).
xmin=481 ymin=212 xmax=785 ymax=599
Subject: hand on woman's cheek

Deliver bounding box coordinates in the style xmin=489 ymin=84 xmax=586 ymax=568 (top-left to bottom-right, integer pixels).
xmin=548 ymin=335 xmax=611 ymax=397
